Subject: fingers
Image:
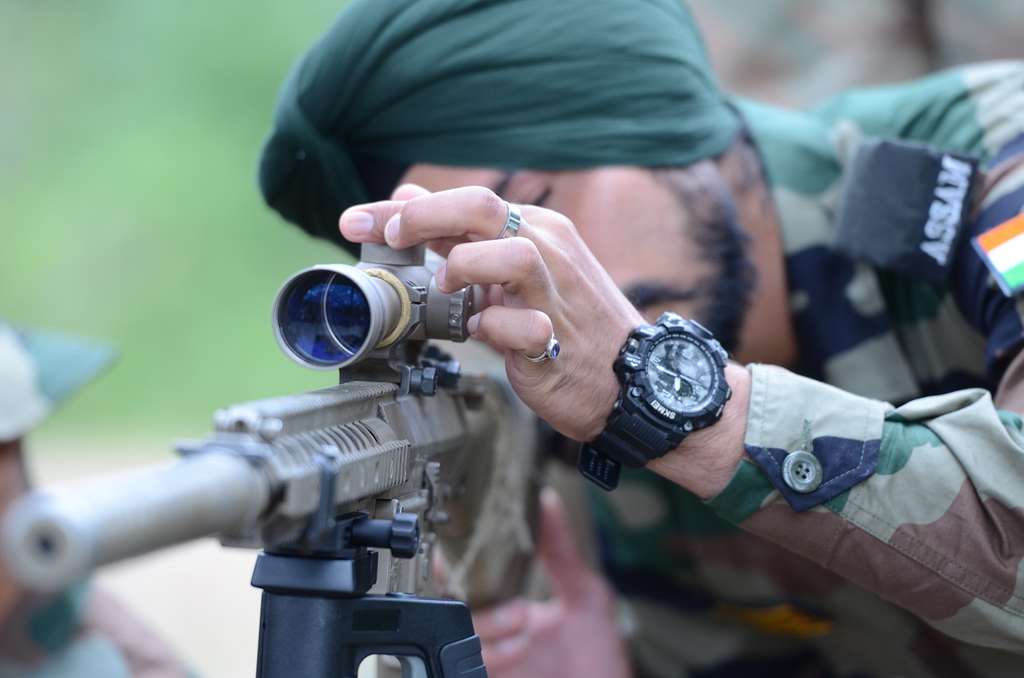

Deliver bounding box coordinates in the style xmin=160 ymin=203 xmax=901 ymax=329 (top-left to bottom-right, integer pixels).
xmin=338 ymin=198 xmax=398 ymax=243
xmin=467 ymin=306 xmax=553 ymax=357
xmin=535 ymin=487 xmax=590 ymax=604
xmin=477 ymin=601 xmax=564 ymax=673
xmin=340 ymin=185 xmax=511 ymax=249
xmin=482 ymin=631 xmax=531 ymax=673
xmin=475 ymin=600 xmax=530 ymax=672
xmin=337 ymin=184 xmax=431 ymax=242
xmin=440 ymin=238 xmax=552 ymax=305
xmin=390 ymin=186 xmax=512 ymax=248
xmin=474 ymin=600 xmax=529 ymax=642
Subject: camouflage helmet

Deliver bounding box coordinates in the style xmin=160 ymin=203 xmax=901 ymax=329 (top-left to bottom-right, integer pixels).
xmin=0 ymin=322 xmax=115 ymax=442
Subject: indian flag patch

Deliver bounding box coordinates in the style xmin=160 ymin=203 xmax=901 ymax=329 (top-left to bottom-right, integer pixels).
xmin=973 ymin=213 xmax=1024 ymax=296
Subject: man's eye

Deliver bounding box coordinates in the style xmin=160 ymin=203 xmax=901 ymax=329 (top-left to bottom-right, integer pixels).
xmin=531 ymin=187 xmax=552 ymax=208
xmin=495 ymin=172 xmax=552 ymax=208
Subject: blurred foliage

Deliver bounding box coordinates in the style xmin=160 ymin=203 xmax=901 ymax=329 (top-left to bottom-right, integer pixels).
xmin=1 ymin=2 xmax=353 ymax=437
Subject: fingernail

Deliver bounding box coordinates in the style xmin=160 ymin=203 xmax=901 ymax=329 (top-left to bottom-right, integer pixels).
xmin=467 ymin=313 xmax=480 ymax=335
xmin=436 ymin=264 xmax=447 ymax=291
xmin=342 ymin=211 xmax=374 ymax=237
xmin=384 ymin=213 xmax=401 ymax=245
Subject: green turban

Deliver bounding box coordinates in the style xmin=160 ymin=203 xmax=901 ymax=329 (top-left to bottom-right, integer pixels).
xmin=259 ymin=0 xmax=740 ymax=252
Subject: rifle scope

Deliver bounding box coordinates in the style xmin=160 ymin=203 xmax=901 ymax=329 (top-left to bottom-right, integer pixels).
xmin=272 ymin=245 xmax=477 ymax=370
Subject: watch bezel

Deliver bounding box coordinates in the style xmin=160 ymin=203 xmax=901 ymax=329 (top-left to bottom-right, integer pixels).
xmin=615 ymin=319 xmax=730 ymax=435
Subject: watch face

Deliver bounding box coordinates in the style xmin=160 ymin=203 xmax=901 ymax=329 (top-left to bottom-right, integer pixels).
xmin=645 ymin=336 xmax=717 ymax=415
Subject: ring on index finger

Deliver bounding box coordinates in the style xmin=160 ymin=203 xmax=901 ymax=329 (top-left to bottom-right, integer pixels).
xmin=496 ymin=202 xmax=523 ymax=239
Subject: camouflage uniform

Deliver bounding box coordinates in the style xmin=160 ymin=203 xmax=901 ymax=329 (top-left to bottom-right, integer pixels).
xmin=0 ymin=323 xmax=192 ymax=677
xmin=590 ymin=61 xmax=1024 ymax=677
xmin=688 ymin=0 xmax=1023 ymax=107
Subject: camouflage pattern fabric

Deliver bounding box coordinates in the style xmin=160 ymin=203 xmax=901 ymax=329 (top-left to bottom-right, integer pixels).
xmin=590 ymin=62 xmax=1024 ymax=677
xmin=688 ymin=0 xmax=1023 ymax=107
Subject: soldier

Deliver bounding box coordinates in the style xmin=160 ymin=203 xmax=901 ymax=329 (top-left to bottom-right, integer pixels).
xmin=258 ymin=1 xmax=1024 ymax=675
xmin=0 ymin=322 xmax=192 ymax=677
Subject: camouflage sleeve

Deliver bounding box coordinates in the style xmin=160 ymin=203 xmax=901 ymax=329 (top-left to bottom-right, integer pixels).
xmin=706 ymin=364 xmax=1024 ymax=653
xmin=701 ymin=64 xmax=1024 ymax=652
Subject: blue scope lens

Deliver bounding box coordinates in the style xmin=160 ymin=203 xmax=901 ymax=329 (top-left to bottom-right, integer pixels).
xmin=277 ymin=271 xmax=372 ymax=368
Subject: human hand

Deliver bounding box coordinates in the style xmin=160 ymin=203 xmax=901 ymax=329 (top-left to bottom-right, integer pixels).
xmin=339 ymin=184 xmax=644 ymax=441
xmin=471 ymin=489 xmax=632 ymax=678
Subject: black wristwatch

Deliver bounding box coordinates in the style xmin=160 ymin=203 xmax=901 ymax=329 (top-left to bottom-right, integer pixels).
xmin=578 ymin=312 xmax=731 ymax=491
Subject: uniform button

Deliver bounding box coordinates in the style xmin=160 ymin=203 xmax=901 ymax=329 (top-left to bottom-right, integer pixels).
xmin=782 ymin=450 xmax=822 ymax=493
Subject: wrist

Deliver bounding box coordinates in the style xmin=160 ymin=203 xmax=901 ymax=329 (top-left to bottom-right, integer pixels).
xmin=583 ymin=375 xmax=620 ymax=442
xmin=646 ymin=363 xmax=750 ymax=499
xmin=581 ymin=308 xmax=645 ymax=442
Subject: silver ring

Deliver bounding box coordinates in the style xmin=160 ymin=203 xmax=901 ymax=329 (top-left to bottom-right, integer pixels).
xmin=522 ymin=335 xmax=561 ymax=364
xmin=497 ymin=202 xmax=522 ymax=239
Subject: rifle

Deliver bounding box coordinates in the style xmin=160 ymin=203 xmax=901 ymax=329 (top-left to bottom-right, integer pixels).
xmin=2 ymin=244 xmax=540 ymax=678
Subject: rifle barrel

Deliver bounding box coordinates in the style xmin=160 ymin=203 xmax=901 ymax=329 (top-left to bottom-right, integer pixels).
xmin=1 ymin=452 xmax=268 ymax=592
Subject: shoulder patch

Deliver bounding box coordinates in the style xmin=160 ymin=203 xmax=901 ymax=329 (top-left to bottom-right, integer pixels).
xmin=834 ymin=138 xmax=979 ymax=285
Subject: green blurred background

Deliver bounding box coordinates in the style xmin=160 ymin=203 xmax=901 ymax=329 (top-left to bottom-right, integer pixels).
xmin=1 ymin=1 xmax=352 ymax=441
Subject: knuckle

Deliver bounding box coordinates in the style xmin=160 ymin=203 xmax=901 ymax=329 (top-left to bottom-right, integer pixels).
xmin=468 ymin=185 xmax=506 ymax=223
xmin=506 ymin=237 xmax=542 ymax=277
xmin=546 ymin=211 xmax=577 ymax=237
xmin=547 ymin=242 xmax=574 ymax=272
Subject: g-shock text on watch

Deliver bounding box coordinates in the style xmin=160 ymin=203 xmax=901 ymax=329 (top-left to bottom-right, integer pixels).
xmin=578 ymin=312 xmax=731 ymax=491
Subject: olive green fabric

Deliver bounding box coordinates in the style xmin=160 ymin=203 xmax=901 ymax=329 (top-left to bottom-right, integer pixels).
xmin=259 ymin=0 xmax=741 ymax=251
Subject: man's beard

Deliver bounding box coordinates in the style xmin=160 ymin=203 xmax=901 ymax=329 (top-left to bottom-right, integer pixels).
xmin=689 ymin=190 xmax=756 ymax=352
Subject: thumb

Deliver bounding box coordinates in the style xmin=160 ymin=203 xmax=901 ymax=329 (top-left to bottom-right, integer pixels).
xmin=536 ymin=487 xmax=590 ymax=604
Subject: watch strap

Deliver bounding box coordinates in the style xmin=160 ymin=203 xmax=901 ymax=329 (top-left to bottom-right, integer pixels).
xmin=578 ymin=408 xmax=683 ymax=491
xmin=577 ymin=446 xmax=621 ymax=491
